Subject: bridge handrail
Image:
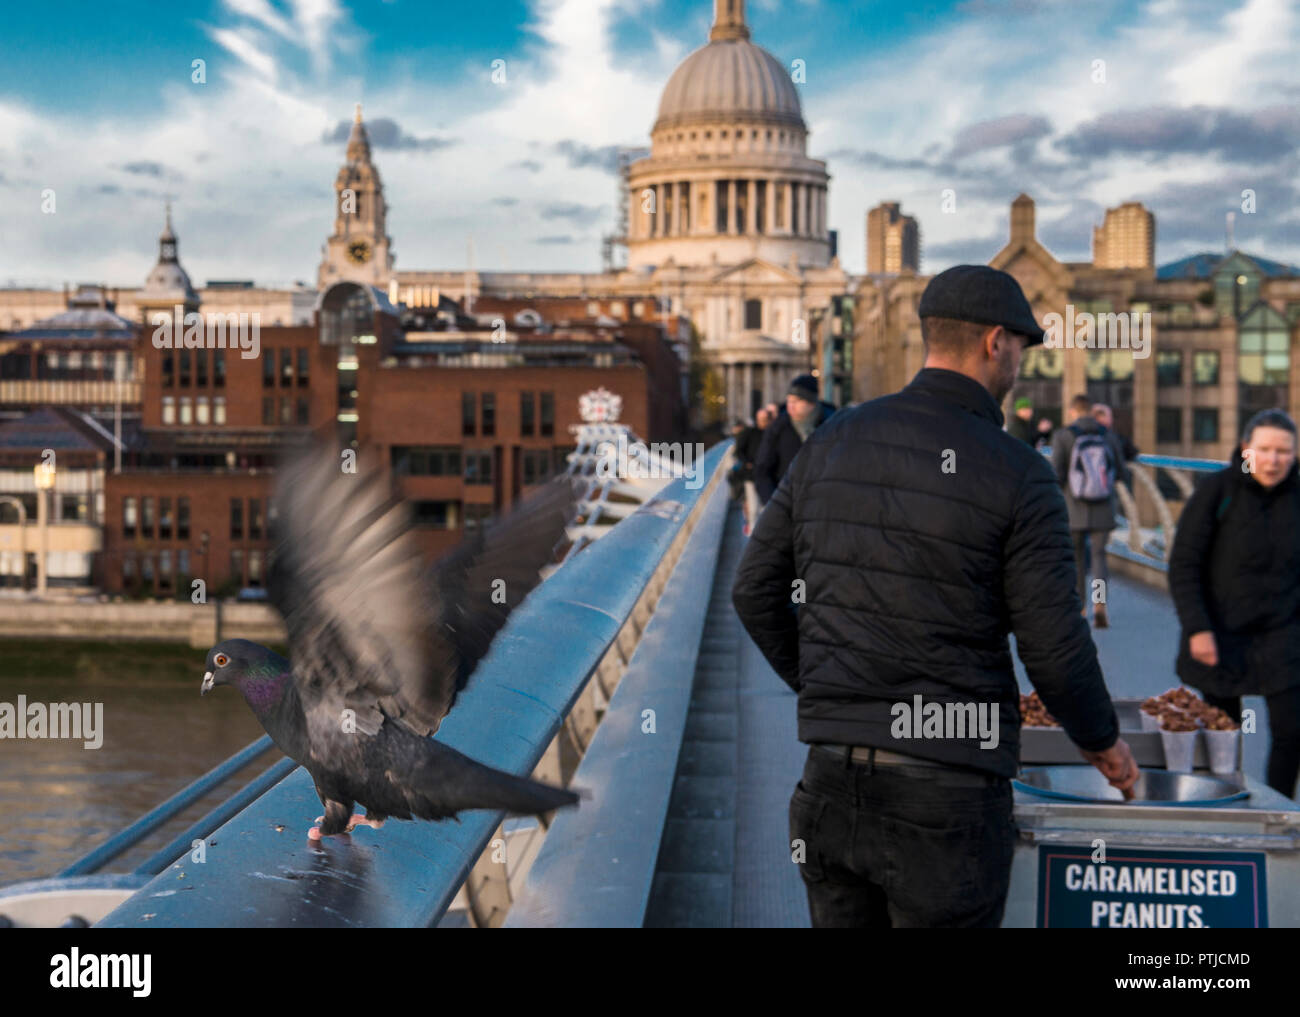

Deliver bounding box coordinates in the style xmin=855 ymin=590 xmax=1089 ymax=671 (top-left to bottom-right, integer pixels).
xmin=505 ymin=458 xmax=732 ymax=927
xmin=97 ymin=440 xmax=731 ymax=928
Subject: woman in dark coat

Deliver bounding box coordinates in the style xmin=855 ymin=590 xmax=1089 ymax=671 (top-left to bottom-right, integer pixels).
xmin=1168 ymin=408 xmax=1300 ymax=797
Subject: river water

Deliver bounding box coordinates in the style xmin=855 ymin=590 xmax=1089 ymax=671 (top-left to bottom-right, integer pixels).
xmin=0 ymin=644 xmax=274 ymax=886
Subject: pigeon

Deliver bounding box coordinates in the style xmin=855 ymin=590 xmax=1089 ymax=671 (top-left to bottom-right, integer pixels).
xmin=200 ymin=442 xmax=583 ymax=841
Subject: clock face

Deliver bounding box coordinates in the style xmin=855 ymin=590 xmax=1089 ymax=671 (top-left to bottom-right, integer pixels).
xmin=347 ymin=239 xmax=373 ymax=265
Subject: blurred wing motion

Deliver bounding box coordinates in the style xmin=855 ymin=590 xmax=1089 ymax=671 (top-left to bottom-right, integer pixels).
xmin=266 ymin=442 xmax=578 ymax=764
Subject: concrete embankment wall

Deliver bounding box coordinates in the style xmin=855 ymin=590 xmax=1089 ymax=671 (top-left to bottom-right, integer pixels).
xmin=0 ymin=600 xmax=286 ymax=648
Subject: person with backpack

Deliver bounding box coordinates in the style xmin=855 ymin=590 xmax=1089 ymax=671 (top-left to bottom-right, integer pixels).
xmin=1051 ymin=394 xmax=1124 ymax=627
xmin=1169 ymin=409 xmax=1300 ymax=798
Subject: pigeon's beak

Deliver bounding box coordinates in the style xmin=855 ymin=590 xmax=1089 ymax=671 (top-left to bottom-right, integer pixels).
xmin=201 ymin=671 xmax=215 ymax=697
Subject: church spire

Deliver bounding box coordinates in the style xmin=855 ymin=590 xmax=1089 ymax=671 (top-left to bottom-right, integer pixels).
xmin=158 ymin=202 xmax=178 ymax=260
xmin=346 ymin=102 xmax=372 ymax=163
xmin=710 ymin=0 xmax=749 ymax=41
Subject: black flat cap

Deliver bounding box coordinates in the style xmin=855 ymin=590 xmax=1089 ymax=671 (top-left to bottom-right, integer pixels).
xmin=917 ymin=265 xmax=1045 ymax=346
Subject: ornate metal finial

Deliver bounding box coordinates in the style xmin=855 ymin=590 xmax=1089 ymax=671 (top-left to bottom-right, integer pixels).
xmin=710 ymin=0 xmax=749 ymax=41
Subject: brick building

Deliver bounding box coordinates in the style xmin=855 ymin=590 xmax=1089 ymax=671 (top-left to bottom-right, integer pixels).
xmin=99 ymin=281 xmax=678 ymax=596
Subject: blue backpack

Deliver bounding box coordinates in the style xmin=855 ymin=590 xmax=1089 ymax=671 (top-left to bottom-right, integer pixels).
xmin=1068 ymin=427 xmax=1116 ymax=502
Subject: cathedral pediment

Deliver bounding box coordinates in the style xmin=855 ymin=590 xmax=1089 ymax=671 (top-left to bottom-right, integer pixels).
xmin=709 ymin=258 xmax=802 ymax=286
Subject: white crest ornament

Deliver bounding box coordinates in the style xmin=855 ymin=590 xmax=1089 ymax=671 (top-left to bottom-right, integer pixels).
xmin=579 ymin=387 xmax=622 ymax=423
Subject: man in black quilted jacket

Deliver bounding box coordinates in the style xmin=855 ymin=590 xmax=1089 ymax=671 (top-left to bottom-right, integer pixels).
xmin=732 ymin=264 xmax=1137 ymax=928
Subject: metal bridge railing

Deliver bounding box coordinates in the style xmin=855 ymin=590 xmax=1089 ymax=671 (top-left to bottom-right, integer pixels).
xmin=95 ymin=439 xmax=732 ymax=928
xmin=1042 ymin=448 xmax=1227 ymax=571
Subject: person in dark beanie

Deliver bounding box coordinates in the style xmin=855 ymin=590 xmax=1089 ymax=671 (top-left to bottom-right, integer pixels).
xmin=1008 ymin=397 xmax=1036 ymax=445
xmin=1169 ymin=408 xmax=1300 ymax=798
xmin=1051 ymin=395 xmax=1124 ymax=628
xmin=753 ymin=374 xmax=836 ymax=503
xmin=732 ymin=264 xmax=1135 ymax=928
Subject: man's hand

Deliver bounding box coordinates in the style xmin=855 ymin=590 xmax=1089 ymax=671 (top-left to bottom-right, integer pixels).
xmin=1190 ymin=630 xmax=1218 ymax=667
xmin=1080 ymin=738 xmax=1140 ymax=799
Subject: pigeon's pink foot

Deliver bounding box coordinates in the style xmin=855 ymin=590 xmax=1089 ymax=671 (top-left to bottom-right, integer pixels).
xmin=345 ymin=814 xmax=385 ymax=832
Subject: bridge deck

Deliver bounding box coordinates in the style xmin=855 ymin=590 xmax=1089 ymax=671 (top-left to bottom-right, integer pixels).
xmin=646 ymin=504 xmax=1269 ymax=928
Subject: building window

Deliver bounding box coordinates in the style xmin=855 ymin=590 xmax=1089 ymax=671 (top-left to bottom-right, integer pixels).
xmin=178 ymin=549 xmax=190 ymax=577
xmin=1157 ymin=407 xmax=1182 ymax=443
xmin=230 ymin=549 xmax=244 ymax=587
xmin=249 ymin=499 xmax=263 ymax=540
xmin=522 ymin=449 xmax=553 ymax=486
xmin=162 ymin=396 xmax=175 ymax=425
xmin=280 ymin=396 xmax=292 ymax=424
xmin=744 ymin=299 xmax=762 ymax=330
xmin=540 ymin=391 xmax=555 ymax=437
xmin=1155 ymin=351 xmax=1183 ymax=387
xmin=196 ymin=350 xmax=208 ymax=387
xmin=296 ymin=396 xmax=309 ymax=425
xmin=262 ymin=396 xmax=274 ymax=425
xmin=1192 ymin=351 xmax=1220 ymax=386
xmin=552 ymin=446 xmax=574 ymax=473
xmin=297 ymin=348 xmax=310 ymax=386
xmin=521 ymin=391 xmax=535 ymax=436
xmin=391 ymin=446 xmax=462 ymax=476
xmin=464 ymin=503 xmax=491 ymax=531
xmin=1193 ymin=408 xmax=1219 ymax=442
xmin=122 ymin=555 xmax=136 ymax=585
xmin=213 ymin=396 xmax=226 ymax=425
xmin=123 ymin=497 xmax=137 ymax=538
xmin=462 ymin=392 xmax=476 ymax=436
xmin=280 ymin=349 xmax=293 ymax=387
xmin=481 ymin=392 xmax=496 ymax=437
xmin=159 ymin=550 xmax=172 ymax=589
xmin=196 ymin=396 xmax=210 ymax=425
xmin=248 ymin=550 xmax=263 ymax=587
xmin=214 ymin=350 xmax=226 ymax=388
xmin=159 ymin=498 xmax=172 ymax=540
xmin=162 ymin=353 xmax=174 ymax=388
xmin=465 ymin=451 xmax=493 ymax=485
xmin=177 ymin=498 xmax=190 ymax=541
xmin=178 ymin=397 xmax=192 ymax=425
xmin=230 ymin=498 xmax=243 ymax=539
xmin=263 ymin=352 xmax=275 ymax=388
xmin=412 ymin=500 xmax=456 ymax=529
xmin=141 ymin=497 xmax=155 ymax=538
xmin=179 ymin=350 xmax=191 ymax=387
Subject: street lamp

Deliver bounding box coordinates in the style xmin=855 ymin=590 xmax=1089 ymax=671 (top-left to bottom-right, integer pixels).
xmin=33 ymin=461 xmax=56 ymax=598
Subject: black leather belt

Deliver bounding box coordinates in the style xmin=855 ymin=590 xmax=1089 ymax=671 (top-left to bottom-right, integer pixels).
xmin=813 ymin=743 xmax=949 ymax=768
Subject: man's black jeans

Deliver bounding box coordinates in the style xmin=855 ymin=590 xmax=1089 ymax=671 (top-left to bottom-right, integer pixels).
xmin=790 ymin=744 xmax=1016 ymax=927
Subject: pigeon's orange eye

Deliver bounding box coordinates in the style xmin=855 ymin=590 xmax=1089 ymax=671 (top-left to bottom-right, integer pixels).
xmin=214 ymin=654 xmax=229 ymax=667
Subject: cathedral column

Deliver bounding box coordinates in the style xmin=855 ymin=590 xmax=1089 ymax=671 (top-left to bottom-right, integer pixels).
xmin=657 ymin=183 xmax=666 ymax=236
xmin=727 ymin=180 xmax=737 ymax=234
xmin=743 ymin=363 xmax=754 ymax=418
xmin=819 ymin=187 xmax=827 ymax=238
xmin=785 ymin=181 xmax=794 ymax=235
xmin=765 ymin=179 xmax=775 ymax=237
xmin=746 ymin=179 xmax=757 ymax=235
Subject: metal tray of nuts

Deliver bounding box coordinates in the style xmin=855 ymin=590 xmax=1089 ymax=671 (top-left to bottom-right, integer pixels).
xmin=1019 ymin=698 xmax=1210 ymax=769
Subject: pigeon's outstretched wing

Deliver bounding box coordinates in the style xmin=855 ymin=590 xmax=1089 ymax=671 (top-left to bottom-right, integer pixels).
xmin=266 ymin=442 xmax=577 ymax=768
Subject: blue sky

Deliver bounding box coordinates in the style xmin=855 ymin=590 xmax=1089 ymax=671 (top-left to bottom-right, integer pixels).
xmin=1 ymin=0 xmax=1297 ymax=287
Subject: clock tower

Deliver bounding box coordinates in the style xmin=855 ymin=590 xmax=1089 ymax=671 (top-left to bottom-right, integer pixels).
xmin=318 ymin=104 xmax=393 ymax=289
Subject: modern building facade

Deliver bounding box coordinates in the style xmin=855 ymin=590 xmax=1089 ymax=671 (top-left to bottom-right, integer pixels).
xmin=866 ymin=201 xmax=920 ymax=274
xmin=853 ymin=193 xmax=1300 ymax=463
xmin=1092 ymin=202 xmax=1156 ymax=270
